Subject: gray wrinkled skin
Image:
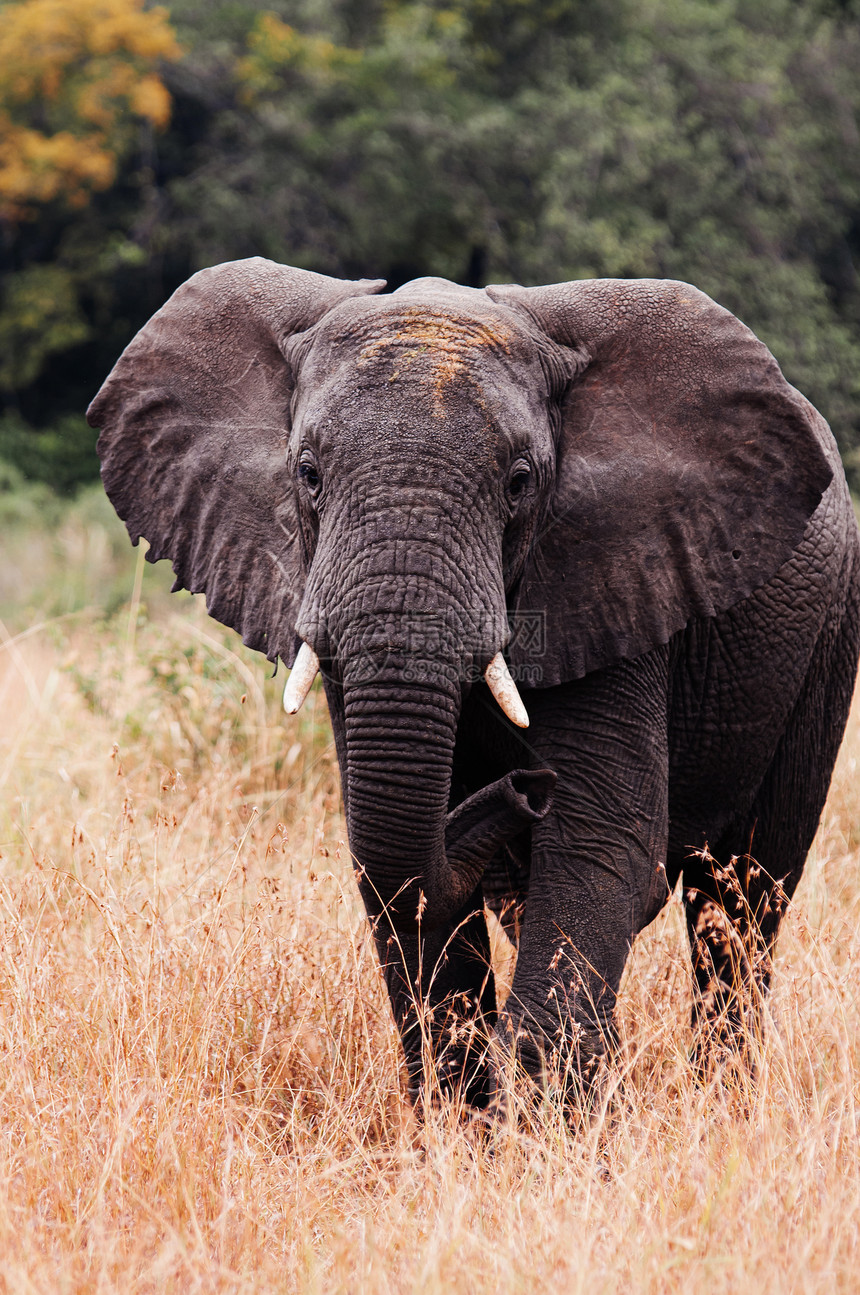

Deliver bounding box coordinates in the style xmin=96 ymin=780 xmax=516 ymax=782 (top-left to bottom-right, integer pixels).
xmin=89 ymin=258 xmax=860 ymax=1110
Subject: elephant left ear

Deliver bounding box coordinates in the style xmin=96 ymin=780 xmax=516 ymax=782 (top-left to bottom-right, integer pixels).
xmin=87 ymin=258 xmax=384 ymax=668
xmin=487 ymin=278 xmax=836 ymax=686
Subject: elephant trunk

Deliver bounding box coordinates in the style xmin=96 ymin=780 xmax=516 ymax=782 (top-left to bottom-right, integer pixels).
xmin=344 ymin=670 xmax=457 ymax=923
xmin=342 ymin=667 xmax=554 ymax=929
xmin=295 ymin=504 xmax=553 ymax=929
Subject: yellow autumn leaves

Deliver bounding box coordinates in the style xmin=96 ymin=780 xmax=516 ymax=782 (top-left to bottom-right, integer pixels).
xmin=0 ymin=0 xmax=180 ymax=220
xmin=238 ymin=13 xmax=362 ymax=99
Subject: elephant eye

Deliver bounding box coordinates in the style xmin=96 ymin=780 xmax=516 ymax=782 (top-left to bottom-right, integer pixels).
xmin=508 ymin=460 xmax=531 ymax=500
xmin=298 ymin=451 xmax=321 ymax=496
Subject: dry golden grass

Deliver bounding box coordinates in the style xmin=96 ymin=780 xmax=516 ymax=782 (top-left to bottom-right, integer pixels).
xmin=1 ymin=497 xmax=860 ymax=1291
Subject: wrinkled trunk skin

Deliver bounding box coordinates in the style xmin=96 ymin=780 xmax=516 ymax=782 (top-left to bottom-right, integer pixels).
xmin=344 ymin=672 xmax=458 ymax=919
xmin=342 ymin=666 xmax=489 ymax=1105
xmin=340 ymin=668 xmax=552 ymax=1106
xmin=302 ymin=488 xmax=554 ymax=1108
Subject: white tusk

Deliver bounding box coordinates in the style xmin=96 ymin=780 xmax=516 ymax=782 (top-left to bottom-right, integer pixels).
xmin=283 ymin=642 xmax=320 ymax=714
xmin=484 ymin=652 xmax=529 ymax=728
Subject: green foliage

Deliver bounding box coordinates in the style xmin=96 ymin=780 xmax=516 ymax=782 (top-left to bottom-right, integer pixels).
xmin=0 ymin=265 xmax=90 ymax=390
xmin=0 ymin=412 xmax=100 ymax=493
xmin=2 ymin=0 xmax=860 ymax=481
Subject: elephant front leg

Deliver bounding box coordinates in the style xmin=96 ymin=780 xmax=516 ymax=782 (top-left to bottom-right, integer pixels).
xmin=496 ymin=654 xmax=671 ymax=1104
xmin=371 ymin=889 xmax=498 ymax=1110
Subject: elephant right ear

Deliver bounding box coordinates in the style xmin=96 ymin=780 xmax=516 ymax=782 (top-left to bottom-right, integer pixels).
xmin=488 ymin=278 xmax=836 ymax=685
xmin=88 ymin=257 xmax=384 ymax=666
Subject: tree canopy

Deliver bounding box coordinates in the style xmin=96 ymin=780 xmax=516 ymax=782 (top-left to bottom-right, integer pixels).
xmin=1 ymin=0 xmax=859 ymax=489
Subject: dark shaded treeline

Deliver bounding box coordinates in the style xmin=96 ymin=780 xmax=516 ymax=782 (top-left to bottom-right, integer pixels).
xmin=2 ymin=0 xmax=859 ymax=489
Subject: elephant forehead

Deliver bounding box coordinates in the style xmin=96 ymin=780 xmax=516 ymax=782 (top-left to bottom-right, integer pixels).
xmin=355 ymin=307 xmax=514 ymax=361
xmin=321 ymin=305 xmax=524 ymax=416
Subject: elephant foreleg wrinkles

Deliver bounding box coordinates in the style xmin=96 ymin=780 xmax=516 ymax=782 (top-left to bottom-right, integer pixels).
xmin=497 ymin=648 xmax=672 ymax=1090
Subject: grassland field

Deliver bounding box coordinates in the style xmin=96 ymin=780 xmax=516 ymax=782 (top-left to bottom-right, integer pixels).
xmin=1 ymin=483 xmax=859 ymax=1292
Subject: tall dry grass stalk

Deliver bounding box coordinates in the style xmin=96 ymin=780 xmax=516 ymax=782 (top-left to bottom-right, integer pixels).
xmin=1 ymin=574 xmax=860 ymax=1290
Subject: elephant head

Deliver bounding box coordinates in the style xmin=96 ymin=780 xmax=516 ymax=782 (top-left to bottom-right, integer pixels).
xmin=88 ymin=258 xmax=832 ymax=1096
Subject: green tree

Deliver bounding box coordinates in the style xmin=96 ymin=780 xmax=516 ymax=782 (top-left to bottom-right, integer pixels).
xmin=0 ymin=0 xmax=181 ymax=481
xmin=2 ymin=0 xmax=860 ymax=487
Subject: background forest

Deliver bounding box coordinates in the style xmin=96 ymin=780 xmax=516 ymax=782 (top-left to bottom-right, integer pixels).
xmin=1 ymin=0 xmax=860 ymax=493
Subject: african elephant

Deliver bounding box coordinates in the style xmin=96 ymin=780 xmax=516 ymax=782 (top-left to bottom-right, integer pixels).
xmin=88 ymin=259 xmax=860 ymax=1109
